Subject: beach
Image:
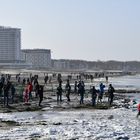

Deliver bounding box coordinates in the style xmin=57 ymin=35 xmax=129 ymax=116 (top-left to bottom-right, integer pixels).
xmin=0 ymin=69 xmax=140 ymax=139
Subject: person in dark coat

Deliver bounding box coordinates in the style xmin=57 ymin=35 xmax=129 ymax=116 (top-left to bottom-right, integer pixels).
xmin=74 ymin=81 xmax=78 ymax=94
xmin=56 ymin=83 xmax=63 ymax=102
xmin=44 ymin=75 xmax=49 ymax=84
xmin=3 ymin=80 xmax=11 ymax=107
xmin=22 ymin=78 xmax=26 ymax=85
xmin=0 ymin=80 xmax=3 ymax=97
xmin=34 ymin=82 xmax=39 ymax=98
xmin=108 ymin=84 xmax=115 ymax=105
xmin=38 ymin=85 xmax=44 ymax=106
xmin=27 ymin=78 xmax=30 ymax=84
xmin=1 ymin=74 xmax=5 ymax=84
xmin=18 ymin=76 xmax=21 ymax=83
xmin=11 ymin=84 xmax=16 ymax=103
xmin=78 ymin=81 xmax=85 ymax=104
xmin=90 ymin=86 xmax=98 ymax=106
xmin=65 ymin=80 xmax=71 ymax=101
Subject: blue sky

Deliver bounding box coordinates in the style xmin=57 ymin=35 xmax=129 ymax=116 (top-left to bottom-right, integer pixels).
xmin=0 ymin=0 xmax=140 ymax=61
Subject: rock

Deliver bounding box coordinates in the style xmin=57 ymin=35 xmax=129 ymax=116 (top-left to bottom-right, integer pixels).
xmin=26 ymin=107 xmax=32 ymax=111
xmin=25 ymin=106 xmax=40 ymax=111
xmin=108 ymin=115 xmax=114 ymax=120
xmin=53 ymin=122 xmax=62 ymax=125
xmin=4 ymin=110 xmax=13 ymax=113
xmin=124 ymin=98 xmax=131 ymax=103
xmin=69 ymin=138 xmax=79 ymax=140
xmin=1 ymin=120 xmax=19 ymax=126
xmin=116 ymin=136 xmax=129 ymax=140
xmin=123 ymin=104 xmax=130 ymax=109
xmin=29 ymin=132 xmax=41 ymax=138
xmin=73 ymin=119 xmax=78 ymax=122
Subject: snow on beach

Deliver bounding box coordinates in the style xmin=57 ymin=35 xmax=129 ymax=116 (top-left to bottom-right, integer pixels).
xmin=0 ymin=92 xmax=140 ymax=140
xmin=0 ymin=108 xmax=140 ymax=140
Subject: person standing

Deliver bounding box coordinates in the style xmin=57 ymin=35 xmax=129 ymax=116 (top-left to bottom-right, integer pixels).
xmin=23 ymin=88 xmax=29 ymax=104
xmin=74 ymin=81 xmax=78 ymax=94
xmin=0 ymin=80 xmax=3 ymax=97
xmin=78 ymin=81 xmax=85 ymax=104
xmin=38 ymin=85 xmax=44 ymax=107
xmin=28 ymin=82 xmax=33 ymax=100
xmin=90 ymin=86 xmax=97 ymax=106
xmin=3 ymin=80 xmax=11 ymax=107
xmin=98 ymin=83 xmax=105 ymax=102
xmin=44 ymin=75 xmax=49 ymax=84
xmin=11 ymin=84 xmax=16 ymax=103
xmin=1 ymin=74 xmax=5 ymax=84
xmin=108 ymin=84 xmax=115 ymax=105
xmin=22 ymin=78 xmax=26 ymax=85
xmin=34 ymin=82 xmax=39 ymax=98
xmin=105 ymin=76 xmax=108 ymax=83
xmin=65 ymin=80 xmax=71 ymax=102
xmin=56 ymin=83 xmax=63 ymax=102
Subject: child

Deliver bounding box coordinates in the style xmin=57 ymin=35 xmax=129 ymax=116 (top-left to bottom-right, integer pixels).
xmin=23 ymin=88 xmax=29 ymax=104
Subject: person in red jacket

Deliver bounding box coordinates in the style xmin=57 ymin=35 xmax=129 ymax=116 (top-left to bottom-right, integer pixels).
xmin=28 ymin=82 xmax=33 ymax=100
xmin=136 ymin=103 xmax=140 ymax=118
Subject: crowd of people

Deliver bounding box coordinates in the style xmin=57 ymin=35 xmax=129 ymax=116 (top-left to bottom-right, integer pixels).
xmin=0 ymin=74 xmax=44 ymax=107
xmin=56 ymin=78 xmax=115 ymax=107
xmin=0 ymin=73 xmax=115 ymax=108
xmin=1 ymin=72 xmax=140 ymax=119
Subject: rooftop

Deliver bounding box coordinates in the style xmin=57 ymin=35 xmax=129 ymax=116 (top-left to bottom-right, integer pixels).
xmin=22 ymin=49 xmax=51 ymax=53
xmin=0 ymin=26 xmax=20 ymax=30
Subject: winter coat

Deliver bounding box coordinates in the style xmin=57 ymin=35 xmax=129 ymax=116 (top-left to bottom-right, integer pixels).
xmin=100 ymin=83 xmax=105 ymax=93
xmin=90 ymin=88 xmax=97 ymax=99
xmin=138 ymin=103 xmax=140 ymax=111
xmin=108 ymin=86 xmax=115 ymax=97
xmin=28 ymin=83 xmax=33 ymax=92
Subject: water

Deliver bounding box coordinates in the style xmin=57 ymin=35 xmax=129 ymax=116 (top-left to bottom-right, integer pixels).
xmin=0 ymin=75 xmax=140 ymax=140
xmin=109 ymin=75 xmax=140 ymax=102
xmin=83 ymin=74 xmax=140 ymax=91
xmin=109 ymin=74 xmax=140 ymax=90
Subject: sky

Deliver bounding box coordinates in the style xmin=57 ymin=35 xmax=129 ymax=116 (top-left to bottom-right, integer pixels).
xmin=0 ymin=0 xmax=140 ymax=61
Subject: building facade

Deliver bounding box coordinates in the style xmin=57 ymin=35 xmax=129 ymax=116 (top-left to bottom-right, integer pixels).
xmin=52 ymin=59 xmax=89 ymax=70
xmin=0 ymin=26 xmax=21 ymax=63
xmin=21 ymin=49 xmax=51 ymax=69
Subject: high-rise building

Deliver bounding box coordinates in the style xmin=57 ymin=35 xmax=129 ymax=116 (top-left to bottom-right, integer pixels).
xmin=0 ymin=26 xmax=21 ymax=63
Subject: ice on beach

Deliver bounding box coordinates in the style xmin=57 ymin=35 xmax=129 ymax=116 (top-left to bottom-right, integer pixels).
xmin=0 ymin=108 xmax=140 ymax=140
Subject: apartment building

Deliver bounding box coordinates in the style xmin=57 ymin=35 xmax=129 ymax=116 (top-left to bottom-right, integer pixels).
xmin=22 ymin=49 xmax=51 ymax=69
xmin=0 ymin=26 xmax=21 ymax=63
